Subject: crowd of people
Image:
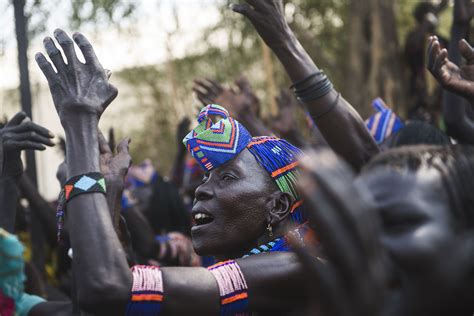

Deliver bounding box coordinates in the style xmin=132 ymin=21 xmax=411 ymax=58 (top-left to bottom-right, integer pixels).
xmin=2 ymin=0 xmax=474 ymax=315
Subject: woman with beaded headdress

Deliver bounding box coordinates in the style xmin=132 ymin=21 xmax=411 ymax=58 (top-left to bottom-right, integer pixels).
xmin=32 ymin=0 xmax=381 ymax=315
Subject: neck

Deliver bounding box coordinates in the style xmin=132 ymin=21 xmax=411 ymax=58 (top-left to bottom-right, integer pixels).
xmin=215 ymin=221 xmax=294 ymax=261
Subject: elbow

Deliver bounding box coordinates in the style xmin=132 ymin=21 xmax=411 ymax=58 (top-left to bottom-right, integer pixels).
xmin=77 ymin=272 xmax=132 ymax=313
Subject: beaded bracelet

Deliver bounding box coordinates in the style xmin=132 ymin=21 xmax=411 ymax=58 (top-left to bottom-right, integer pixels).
xmin=56 ymin=172 xmax=107 ymax=241
xmin=208 ymin=260 xmax=249 ymax=316
xmin=126 ymin=265 xmax=164 ymax=316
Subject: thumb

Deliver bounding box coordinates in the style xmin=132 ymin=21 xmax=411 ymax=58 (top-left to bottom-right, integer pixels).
xmin=459 ymin=39 xmax=474 ymax=65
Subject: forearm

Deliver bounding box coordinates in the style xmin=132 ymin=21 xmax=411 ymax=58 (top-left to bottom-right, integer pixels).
xmin=63 ymin=115 xmax=131 ymax=312
xmin=271 ymin=34 xmax=379 ymax=170
xmin=170 ymin=147 xmax=186 ymax=186
xmin=122 ymin=206 xmax=159 ymax=260
xmin=0 ymin=175 xmax=20 ymax=232
xmin=443 ymin=22 xmax=474 ymax=140
xmin=18 ymin=174 xmax=57 ymax=245
xmin=159 ymin=252 xmax=306 ymax=315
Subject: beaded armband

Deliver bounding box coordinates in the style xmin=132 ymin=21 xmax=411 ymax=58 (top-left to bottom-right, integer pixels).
xmin=126 ymin=265 xmax=164 ymax=316
xmin=208 ymin=260 xmax=249 ymax=316
xmin=56 ymin=172 xmax=106 ymax=241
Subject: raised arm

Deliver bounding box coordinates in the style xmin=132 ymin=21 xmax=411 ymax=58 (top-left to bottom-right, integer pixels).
xmin=232 ymin=0 xmax=379 ymax=170
xmin=0 ymin=112 xmax=54 ymax=232
xmin=35 ymin=29 xmax=131 ymax=314
xmin=439 ymin=0 xmax=474 ymax=143
xmin=428 ymin=35 xmax=474 ymax=144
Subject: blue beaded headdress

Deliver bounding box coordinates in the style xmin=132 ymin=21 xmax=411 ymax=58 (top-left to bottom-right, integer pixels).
xmin=184 ymin=105 xmax=305 ymax=224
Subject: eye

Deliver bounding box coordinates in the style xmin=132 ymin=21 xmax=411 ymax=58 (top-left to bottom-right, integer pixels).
xmin=201 ymin=174 xmax=209 ymax=184
xmin=221 ymin=173 xmax=237 ymax=181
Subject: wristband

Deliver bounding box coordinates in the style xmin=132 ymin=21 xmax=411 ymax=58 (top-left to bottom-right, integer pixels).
xmin=126 ymin=265 xmax=164 ymax=316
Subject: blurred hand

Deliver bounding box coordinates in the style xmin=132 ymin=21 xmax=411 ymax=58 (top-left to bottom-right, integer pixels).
xmin=0 ymin=112 xmax=54 ymax=177
xmin=428 ymin=36 xmax=474 ymax=104
xmin=272 ymin=89 xmax=298 ymax=136
xmin=292 ymin=149 xmax=387 ymax=316
xmin=35 ymin=29 xmax=117 ymax=124
xmin=231 ymin=0 xmax=293 ymax=49
xmin=193 ymin=76 xmax=260 ymax=120
xmin=99 ymin=131 xmax=132 ymax=189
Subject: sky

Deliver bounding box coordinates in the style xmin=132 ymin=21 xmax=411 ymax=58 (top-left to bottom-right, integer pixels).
xmin=0 ymin=0 xmax=226 ymax=199
xmin=0 ymin=0 xmax=224 ymax=90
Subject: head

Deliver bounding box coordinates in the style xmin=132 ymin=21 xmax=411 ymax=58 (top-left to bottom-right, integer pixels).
xmin=184 ymin=105 xmax=304 ymax=259
xmin=382 ymin=120 xmax=451 ymax=149
xmin=357 ymin=145 xmax=474 ymax=315
xmin=192 ymin=148 xmax=294 ymax=258
xmin=414 ymin=2 xmax=439 ymax=31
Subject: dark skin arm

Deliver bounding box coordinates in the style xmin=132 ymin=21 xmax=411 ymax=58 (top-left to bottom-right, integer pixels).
xmin=36 ymin=29 xmax=130 ymax=314
xmin=293 ymin=150 xmax=387 ymax=316
xmin=0 ymin=112 xmax=54 ymax=232
xmin=439 ymin=0 xmax=474 ymax=143
xmin=428 ymin=35 xmax=474 ymax=144
xmin=37 ymin=29 xmax=310 ymax=315
xmin=232 ymin=0 xmax=379 ymax=170
xmin=18 ymin=174 xmax=58 ymax=246
xmin=170 ymin=117 xmax=190 ymax=187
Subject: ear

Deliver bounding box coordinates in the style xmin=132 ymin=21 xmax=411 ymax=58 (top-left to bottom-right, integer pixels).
xmin=267 ymin=191 xmax=293 ymax=226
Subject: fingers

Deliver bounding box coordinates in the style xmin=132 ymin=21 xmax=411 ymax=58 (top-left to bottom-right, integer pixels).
xmin=116 ymin=137 xmax=131 ymax=155
xmin=459 ymin=39 xmax=474 ymax=65
xmin=98 ymin=130 xmax=112 ymax=155
xmin=34 ymin=53 xmax=58 ymax=84
xmin=433 ymin=48 xmax=449 ymax=74
xmin=230 ymin=3 xmax=257 ymax=19
xmin=5 ymin=112 xmax=27 ymax=127
xmin=73 ymin=32 xmax=101 ymax=68
xmin=54 ymin=29 xmax=78 ymax=66
xmin=10 ymin=121 xmax=55 ymax=139
xmin=43 ymin=36 xmax=67 ymax=73
xmin=10 ymin=132 xmax=55 ymax=147
xmin=4 ymin=140 xmax=46 ymax=151
xmin=427 ymin=36 xmax=440 ymax=71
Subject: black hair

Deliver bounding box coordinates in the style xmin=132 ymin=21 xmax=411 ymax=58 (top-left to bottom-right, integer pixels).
xmin=414 ymin=2 xmax=437 ymax=23
xmin=364 ymin=145 xmax=474 ymax=228
xmin=384 ymin=121 xmax=450 ymax=148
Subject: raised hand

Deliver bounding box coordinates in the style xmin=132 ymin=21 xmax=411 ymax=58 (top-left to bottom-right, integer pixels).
xmin=428 ymin=36 xmax=474 ymax=104
xmin=98 ymin=131 xmax=132 ymax=228
xmin=35 ymin=29 xmax=117 ymax=123
xmin=99 ymin=131 xmax=131 ymax=189
xmin=272 ymin=89 xmax=298 ymax=136
xmin=231 ymin=0 xmax=292 ymax=49
xmin=292 ymin=149 xmax=386 ymax=316
xmin=193 ymin=76 xmax=260 ymax=120
xmin=0 ymin=112 xmax=54 ymax=177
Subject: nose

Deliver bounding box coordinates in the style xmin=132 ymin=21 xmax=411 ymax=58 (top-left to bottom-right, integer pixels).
xmin=194 ymin=180 xmax=213 ymax=201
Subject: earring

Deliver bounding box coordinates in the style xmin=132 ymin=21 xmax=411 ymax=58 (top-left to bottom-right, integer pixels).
xmin=267 ymin=223 xmax=273 ymax=237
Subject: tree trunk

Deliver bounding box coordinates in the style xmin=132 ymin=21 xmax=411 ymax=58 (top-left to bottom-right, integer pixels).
xmin=13 ymin=0 xmax=46 ymax=283
xmin=345 ymin=0 xmax=405 ymax=118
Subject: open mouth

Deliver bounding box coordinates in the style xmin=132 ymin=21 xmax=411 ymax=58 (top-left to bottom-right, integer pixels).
xmin=193 ymin=212 xmax=214 ymax=226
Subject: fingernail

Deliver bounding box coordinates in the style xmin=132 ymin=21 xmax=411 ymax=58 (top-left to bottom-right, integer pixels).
xmin=49 ymin=131 xmax=55 ymax=138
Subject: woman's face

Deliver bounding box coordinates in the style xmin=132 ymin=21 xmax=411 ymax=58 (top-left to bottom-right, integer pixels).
xmin=191 ymin=149 xmax=276 ymax=258
xmin=358 ymin=167 xmax=469 ymax=315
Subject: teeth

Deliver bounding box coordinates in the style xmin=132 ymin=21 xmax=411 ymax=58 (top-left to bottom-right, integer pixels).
xmin=194 ymin=213 xmax=211 ymax=221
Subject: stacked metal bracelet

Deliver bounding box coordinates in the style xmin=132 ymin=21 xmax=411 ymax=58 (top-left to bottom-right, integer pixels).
xmin=290 ymin=71 xmax=333 ymax=103
xmin=56 ymin=172 xmax=107 ymax=241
